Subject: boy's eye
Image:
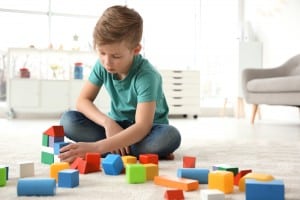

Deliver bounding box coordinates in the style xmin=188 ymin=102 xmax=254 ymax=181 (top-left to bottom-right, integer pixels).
xmin=112 ymin=55 xmax=121 ymax=59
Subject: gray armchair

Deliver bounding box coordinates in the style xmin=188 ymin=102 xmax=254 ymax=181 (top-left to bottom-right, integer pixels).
xmin=242 ymin=54 xmax=300 ymax=124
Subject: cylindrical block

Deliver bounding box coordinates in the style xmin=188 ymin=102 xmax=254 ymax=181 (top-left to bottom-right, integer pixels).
xmin=177 ymin=168 xmax=209 ymax=184
xmin=17 ymin=178 xmax=56 ymax=196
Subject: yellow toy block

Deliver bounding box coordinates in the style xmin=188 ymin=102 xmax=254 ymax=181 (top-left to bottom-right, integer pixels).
xmin=208 ymin=170 xmax=234 ymax=194
xmin=50 ymin=162 xmax=70 ymax=182
xmin=122 ymin=156 xmax=137 ymax=166
xmin=239 ymin=172 xmax=274 ymax=192
xmin=144 ymin=164 xmax=158 ymax=180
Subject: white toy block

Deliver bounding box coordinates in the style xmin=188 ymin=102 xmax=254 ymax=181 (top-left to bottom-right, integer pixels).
xmin=200 ymin=189 xmax=225 ymax=200
xmin=19 ymin=162 xmax=34 ymax=178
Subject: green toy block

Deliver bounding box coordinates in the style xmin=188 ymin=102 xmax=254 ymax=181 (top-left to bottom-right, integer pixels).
xmin=42 ymin=134 xmax=49 ymax=147
xmin=0 ymin=166 xmax=7 ymax=187
xmin=126 ymin=164 xmax=146 ymax=184
xmin=214 ymin=164 xmax=239 ymax=176
xmin=41 ymin=151 xmax=54 ymax=165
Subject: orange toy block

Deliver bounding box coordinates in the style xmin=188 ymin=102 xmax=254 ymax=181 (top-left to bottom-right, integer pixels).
xmin=239 ymin=172 xmax=274 ymax=192
xmin=208 ymin=170 xmax=234 ymax=194
xmin=183 ymin=156 xmax=196 ymax=168
xmin=154 ymin=175 xmax=199 ymax=191
xmin=50 ymin=162 xmax=70 ymax=182
xmin=234 ymin=169 xmax=252 ymax=186
xmin=44 ymin=126 xmax=64 ymax=137
xmin=164 ymin=189 xmax=184 ymax=200
xmin=144 ymin=164 xmax=158 ymax=180
xmin=122 ymin=156 xmax=137 ymax=166
xmin=139 ymin=154 xmax=158 ymax=165
xmin=85 ymin=152 xmax=101 ymax=173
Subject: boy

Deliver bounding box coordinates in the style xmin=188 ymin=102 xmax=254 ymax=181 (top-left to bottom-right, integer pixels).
xmin=59 ymin=5 xmax=181 ymax=163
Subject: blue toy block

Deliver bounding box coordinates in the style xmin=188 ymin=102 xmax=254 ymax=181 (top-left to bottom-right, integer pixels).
xmin=177 ymin=168 xmax=210 ymax=184
xmin=102 ymin=154 xmax=124 ymax=175
xmin=58 ymin=169 xmax=79 ymax=188
xmin=54 ymin=142 xmax=70 ymax=155
xmin=48 ymin=136 xmax=64 ymax=147
xmin=17 ymin=178 xmax=56 ymax=196
xmin=246 ymin=179 xmax=284 ymax=200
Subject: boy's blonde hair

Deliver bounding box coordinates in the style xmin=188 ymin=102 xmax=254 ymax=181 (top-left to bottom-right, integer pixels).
xmin=93 ymin=5 xmax=143 ymax=50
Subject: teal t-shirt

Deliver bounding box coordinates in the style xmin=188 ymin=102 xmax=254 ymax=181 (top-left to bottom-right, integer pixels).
xmin=88 ymin=54 xmax=169 ymax=124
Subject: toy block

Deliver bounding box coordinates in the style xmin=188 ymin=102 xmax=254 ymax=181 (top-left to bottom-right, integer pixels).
xmin=144 ymin=163 xmax=158 ymax=180
xmin=78 ymin=159 xmax=88 ymax=174
xmin=239 ymin=172 xmax=274 ymax=192
xmin=212 ymin=164 xmax=239 ymax=176
xmin=164 ymin=189 xmax=184 ymax=200
xmin=122 ymin=155 xmax=137 ymax=166
xmin=154 ymin=175 xmax=199 ymax=191
xmin=17 ymin=178 xmax=56 ymax=196
xmin=0 ymin=166 xmax=7 ymax=186
xmin=200 ymin=189 xmax=225 ymax=200
xmin=44 ymin=125 xmax=64 ymax=137
xmin=42 ymin=134 xmax=49 ymax=147
xmin=58 ymin=169 xmax=79 ymax=188
xmin=49 ymin=136 xmax=64 ymax=147
xmin=85 ymin=152 xmax=101 ymax=173
xmin=70 ymin=157 xmax=83 ymax=169
xmin=54 ymin=142 xmax=70 ymax=155
xmin=19 ymin=162 xmax=34 ymax=178
xmin=177 ymin=168 xmax=209 ymax=184
xmin=183 ymin=156 xmax=196 ymax=168
xmin=208 ymin=170 xmax=234 ymax=194
xmin=245 ymin=179 xmax=284 ymax=200
xmin=139 ymin=154 xmax=159 ymax=165
xmin=41 ymin=151 xmax=54 ymax=165
xmin=234 ymin=169 xmax=252 ymax=186
xmin=0 ymin=165 xmax=9 ymax=180
xmin=102 ymin=154 xmax=124 ymax=175
xmin=126 ymin=164 xmax=146 ymax=184
xmin=50 ymin=162 xmax=70 ymax=182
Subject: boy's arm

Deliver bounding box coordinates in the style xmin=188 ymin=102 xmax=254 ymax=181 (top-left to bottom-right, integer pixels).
xmin=95 ymin=101 xmax=156 ymax=153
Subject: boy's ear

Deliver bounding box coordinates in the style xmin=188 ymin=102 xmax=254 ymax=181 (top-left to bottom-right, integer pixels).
xmin=133 ymin=44 xmax=142 ymax=55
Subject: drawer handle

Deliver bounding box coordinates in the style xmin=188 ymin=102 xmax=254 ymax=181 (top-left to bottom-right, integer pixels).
xmin=172 ymin=70 xmax=183 ymax=73
xmin=173 ymin=83 xmax=182 ymax=85
xmin=173 ymin=97 xmax=182 ymax=99
xmin=173 ymin=77 xmax=182 ymax=79
xmin=172 ymin=104 xmax=183 ymax=107
xmin=173 ymin=89 xmax=182 ymax=92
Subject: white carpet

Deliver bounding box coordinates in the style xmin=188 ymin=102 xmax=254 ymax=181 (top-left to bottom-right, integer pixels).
xmin=1 ymin=118 xmax=300 ymax=199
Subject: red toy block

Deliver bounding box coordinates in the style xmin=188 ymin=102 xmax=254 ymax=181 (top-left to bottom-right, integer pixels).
xmin=154 ymin=175 xmax=199 ymax=191
xmin=234 ymin=169 xmax=252 ymax=186
xmin=164 ymin=189 xmax=184 ymax=200
xmin=44 ymin=126 xmax=64 ymax=137
xmin=183 ymin=156 xmax=196 ymax=168
xmin=78 ymin=159 xmax=88 ymax=174
xmin=85 ymin=152 xmax=101 ymax=173
xmin=70 ymin=157 xmax=83 ymax=169
xmin=139 ymin=154 xmax=159 ymax=165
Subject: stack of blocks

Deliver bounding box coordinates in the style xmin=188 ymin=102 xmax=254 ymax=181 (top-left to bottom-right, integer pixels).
xmin=41 ymin=126 xmax=69 ymax=165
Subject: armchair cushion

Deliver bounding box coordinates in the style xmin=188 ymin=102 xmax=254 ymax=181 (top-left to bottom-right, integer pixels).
xmin=247 ymin=75 xmax=300 ymax=93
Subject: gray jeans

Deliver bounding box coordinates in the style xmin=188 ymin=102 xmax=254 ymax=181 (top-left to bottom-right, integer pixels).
xmin=59 ymin=110 xmax=181 ymax=158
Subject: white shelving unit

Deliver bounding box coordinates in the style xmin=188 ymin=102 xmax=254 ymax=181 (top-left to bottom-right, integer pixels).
xmin=160 ymin=70 xmax=200 ymax=118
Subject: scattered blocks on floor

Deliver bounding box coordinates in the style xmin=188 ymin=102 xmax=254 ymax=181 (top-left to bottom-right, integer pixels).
xmin=200 ymin=189 xmax=225 ymax=200
xmin=102 ymin=154 xmax=124 ymax=175
xmin=50 ymin=162 xmax=70 ymax=182
xmin=144 ymin=163 xmax=158 ymax=180
xmin=139 ymin=154 xmax=159 ymax=165
xmin=234 ymin=169 xmax=252 ymax=186
xmin=126 ymin=164 xmax=146 ymax=184
xmin=154 ymin=175 xmax=199 ymax=191
xmin=19 ymin=161 xmax=34 ymax=178
xmin=85 ymin=152 xmax=101 ymax=173
xmin=58 ymin=169 xmax=79 ymax=188
xmin=0 ymin=165 xmax=7 ymax=186
xmin=17 ymin=178 xmax=56 ymax=196
xmin=164 ymin=189 xmax=184 ymax=200
xmin=183 ymin=156 xmax=196 ymax=168
xmin=208 ymin=170 xmax=234 ymax=194
xmin=239 ymin=172 xmax=274 ymax=192
xmin=245 ymin=179 xmax=284 ymax=200
xmin=177 ymin=168 xmax=209 ymax=184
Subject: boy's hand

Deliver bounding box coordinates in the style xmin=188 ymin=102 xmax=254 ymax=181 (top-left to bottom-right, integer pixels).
xmin=58 ymin=142 xmax=97 ymax=163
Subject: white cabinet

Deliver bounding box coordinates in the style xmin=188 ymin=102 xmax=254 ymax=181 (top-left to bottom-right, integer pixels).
xmin=160 ymin=70 xmax=200 ymax=118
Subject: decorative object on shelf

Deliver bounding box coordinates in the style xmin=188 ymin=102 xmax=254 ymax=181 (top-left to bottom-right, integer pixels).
xmin=19 ymin=68 xmax=30 ymax=78
xmin=74 ymin=62 xmax=83 ymax=79
xmin=49 ymin=64 xmax=60 ymax=79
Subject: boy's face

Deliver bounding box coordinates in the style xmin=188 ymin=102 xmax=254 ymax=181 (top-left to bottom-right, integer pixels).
xmin=97 ymin=41 xmax=141 ymax=79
